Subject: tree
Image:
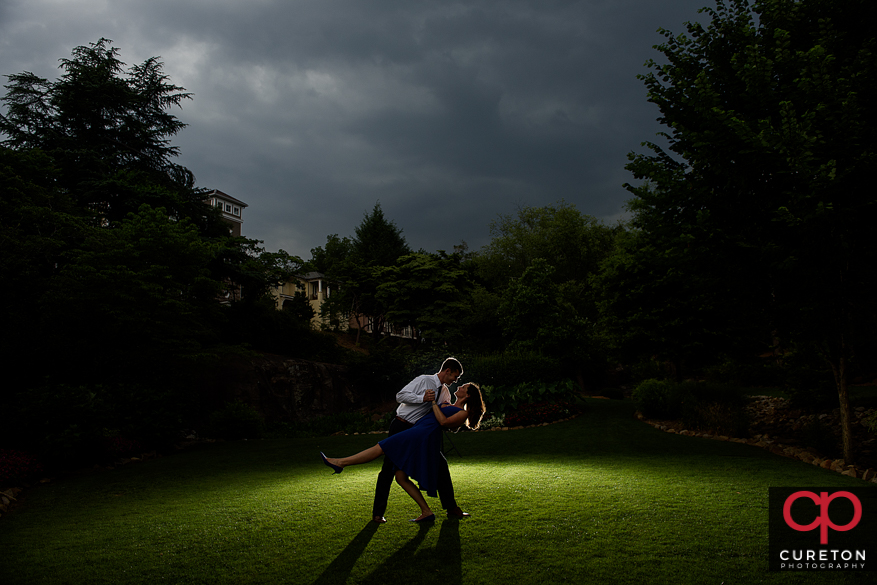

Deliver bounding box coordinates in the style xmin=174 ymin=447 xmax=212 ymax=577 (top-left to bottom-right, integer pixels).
xmin=0 ymin=39 xmax=223 ymax=232
xmin=622 ymin=0 xmax=877 ymax=461
xmin=212 ymin=238 xmax=304 ymax=304
xmin=593 ymin=220 xmax=748 ymax=381
xmin=376 ymin=251 xmax=474 ymax=344
xmin=316 ymin=203 xmax=411 ymax=341
xmin=476 ymin=201 xmax=620 ymax=289
xmin=0 ymin=147 xmax=79 ymax=389
xmin=308 ymin=234 xmax=355 ymax=275
xmin=473 ymin=202 xmax=620 ymax=381
xmin=44 ymin=205 xmax=225 ymax=385
xmin=0 ymin=42 xmax=311 ymax=457
xmin=499 ymin=258 xmax=592 ymax=353
xmin=352 ymin=202 xmax=410 ymax=268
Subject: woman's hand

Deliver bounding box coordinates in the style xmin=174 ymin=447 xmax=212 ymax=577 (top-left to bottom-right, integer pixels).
xmin=432 ymin=401 xmax=468 ymax=429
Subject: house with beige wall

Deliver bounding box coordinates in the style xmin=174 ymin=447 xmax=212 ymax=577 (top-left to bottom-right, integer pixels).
xmin=272 ymin=273 xmax=416 ymax=339
xmin=272 ymin=272 xmax=343 ymax=330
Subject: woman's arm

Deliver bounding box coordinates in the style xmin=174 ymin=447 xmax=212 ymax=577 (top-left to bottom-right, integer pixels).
xmin=431 ymin=402 xmax=468 ymax=429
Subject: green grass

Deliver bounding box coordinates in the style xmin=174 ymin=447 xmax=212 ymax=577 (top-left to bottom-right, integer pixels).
xmin=1 ymin=399 xmax=874 ymax=584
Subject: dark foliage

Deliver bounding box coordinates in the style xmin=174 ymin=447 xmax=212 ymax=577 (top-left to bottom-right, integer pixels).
xmin=0 ymin=450 xmax=43 ymax=487
xmin=207 ymin=402 xmax=266 ymax=441
xmin=633 ymin=379 xmax=750 ymax=437
xmin=503 ymin=400 xmax=581 ymax=427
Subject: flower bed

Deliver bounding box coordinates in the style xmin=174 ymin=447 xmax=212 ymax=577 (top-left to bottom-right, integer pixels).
xmin=0 ymin=449 xmax=43 ymax=489
xmin=503 ymin=400 xmax=580 ymax=427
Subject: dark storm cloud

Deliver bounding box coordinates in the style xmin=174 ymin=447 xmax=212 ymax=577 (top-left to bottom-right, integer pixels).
xmin=0 ymin=0 xmax=712 ymax=258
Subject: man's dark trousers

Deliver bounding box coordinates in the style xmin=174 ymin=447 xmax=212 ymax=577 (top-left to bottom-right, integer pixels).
xmin=371 ymin=417 xmax=456 ymax=518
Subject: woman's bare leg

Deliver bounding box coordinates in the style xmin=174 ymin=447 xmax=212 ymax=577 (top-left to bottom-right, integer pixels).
xmin=325 ymin=444 xmax=383 ymax=469
xmin=394 ymin=470 xmax=433 ymax=520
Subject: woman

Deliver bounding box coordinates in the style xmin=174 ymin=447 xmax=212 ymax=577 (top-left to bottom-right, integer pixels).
xmin=321 ymin=383 xmax=485 ymax=522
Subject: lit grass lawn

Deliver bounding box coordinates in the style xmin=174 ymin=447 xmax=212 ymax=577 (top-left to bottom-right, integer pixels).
xmin=0 ymin=399 xmax=873 ymax=585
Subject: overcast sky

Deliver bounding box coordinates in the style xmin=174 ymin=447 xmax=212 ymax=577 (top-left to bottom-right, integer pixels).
xmin=0 ymin=0 xmax=711 ymax=260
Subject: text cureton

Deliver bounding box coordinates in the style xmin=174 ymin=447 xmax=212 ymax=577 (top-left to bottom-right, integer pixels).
xmin=780 ymin=550 xmax=865 ymax=562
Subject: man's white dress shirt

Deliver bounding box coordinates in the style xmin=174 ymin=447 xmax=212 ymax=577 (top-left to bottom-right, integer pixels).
xmin=395 ymin=373 xmax=452 ymax=424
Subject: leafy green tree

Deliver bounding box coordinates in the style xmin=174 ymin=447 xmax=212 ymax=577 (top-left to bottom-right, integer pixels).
xmin=44 ymin=205 xmax=224 ymax=385
xmin=349 ymin=202 xmax=411 ymax=338
xmin=0 ymin=147 xmax=81 ymax=389
xmin=499 ymin=259 xmax=577 ymax=350
xmin=302 ymin=234 xmax=353 ymax=330
xmin=212 ymin=238 xmax=304 ymax=304
xmin=476 ymin=201 xmax=620 ymax=289
xmin=593 ymin=222 xmax=747 ymax=381
xmin=499 ymin=258 xmax=601 ymax=383
xmin=376 ymin=251 xmax=474 ymax=344
xmin=622 ymin=0 xmax=877 ymax=461
xmin=473 ymin=202 xmax=620 ymax=380
xmin=308 ymin=234 xmax=355 ymax=275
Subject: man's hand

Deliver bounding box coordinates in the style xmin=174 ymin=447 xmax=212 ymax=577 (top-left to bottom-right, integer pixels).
xmin=423 ymin=389 xmax=436 ymax=403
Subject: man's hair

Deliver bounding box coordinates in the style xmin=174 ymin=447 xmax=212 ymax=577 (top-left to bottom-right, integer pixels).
xmin=440 ymin=357 xmax=463 ymax=375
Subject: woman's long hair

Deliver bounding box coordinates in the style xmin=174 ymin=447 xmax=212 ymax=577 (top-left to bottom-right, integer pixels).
xmin=463 ymin=383 xmax=486 ymax=430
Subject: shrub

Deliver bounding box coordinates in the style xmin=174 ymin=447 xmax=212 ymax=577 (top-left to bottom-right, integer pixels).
xmin=481 ymin=379 xmax=578 ymax=415
xmin=4 ymin=382 xmax=185 ymax=468
xmin=403 ymin=348 xmax=464 ymax=378
xmin=0 ymin=450 xmax=43 ymax=487
xmin=503 ymin=400 xmax=579 ymax=427
xmin=207 ymin=401 xmax=266 ymax=440
xmin=627 ymin=359 xmax=672 ymax=385
xmin=477 ymin=413 xmax=507 ymax=430
xmin=266 ymin=411 xmax=393 ymax=438
xmin=703 ymin=356 xmax=785 ymax=387
xmin=781 ymin=346 xmax=837 ymax=410
xmin=865 ymin=412 xmax=877 ymax=434
xmin=102 ymin=435 xmax=145 ymax=459
xmin=634 ymin=379 xmax=751 ymax=436
xmin=682 ymin=397 xmax=750 ymax=437
xmin=632 ymin=379 xmax=684 ymax=419
xmin=465 ymin=352 xmax=562 ymax=388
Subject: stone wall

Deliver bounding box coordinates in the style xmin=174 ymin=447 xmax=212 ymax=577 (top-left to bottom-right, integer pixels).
xmin=198 ymin=354 xmax=368 ymax=423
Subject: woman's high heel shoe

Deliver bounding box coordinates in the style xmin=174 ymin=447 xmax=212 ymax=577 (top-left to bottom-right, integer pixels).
xmin=410 ymin=513 xmax=435 ymax=523
xmin=320 ymin=452 xmax=343 ymax=474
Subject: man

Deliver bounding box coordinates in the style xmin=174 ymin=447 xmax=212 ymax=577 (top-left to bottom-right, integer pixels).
xmin=371 ymin=357 xmax=471 ymax=523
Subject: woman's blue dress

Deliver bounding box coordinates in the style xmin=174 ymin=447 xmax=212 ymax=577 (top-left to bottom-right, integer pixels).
xmin=378 ymin=405 xmax=462 ymax=497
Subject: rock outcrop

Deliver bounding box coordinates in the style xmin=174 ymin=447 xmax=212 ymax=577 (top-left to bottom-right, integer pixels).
xmin=198 ymin=354 xmax=366 ymax=423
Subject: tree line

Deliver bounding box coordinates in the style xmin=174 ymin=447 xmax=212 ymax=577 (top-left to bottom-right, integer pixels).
xmin=0 ymin=39 xmax=327 ymax=465
xmin=2 ymin=0 xmax=876 ymax=465
xmin=297 ymin=0 xmax=877 ymax=463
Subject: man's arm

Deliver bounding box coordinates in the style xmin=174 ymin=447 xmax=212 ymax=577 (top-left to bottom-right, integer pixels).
xmin=395 ymin=376 xmax=437 ymax=404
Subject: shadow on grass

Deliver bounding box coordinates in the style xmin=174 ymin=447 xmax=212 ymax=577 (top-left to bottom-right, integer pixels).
xmin=312 ymin=519 xmax=462 ymax=585
xmin=360 ymin=519 xmax=461 ymax=585
xmin=311 ymin=521 xmax=381 ymax=585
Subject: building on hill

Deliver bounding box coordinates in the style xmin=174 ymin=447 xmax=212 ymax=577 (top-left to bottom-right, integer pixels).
xmin=205 ymin=189 xmax=247 ymax=302
xmin=272 ymin=271 xmax=339 ymax=330
xmin=271 ymin=272 xmax=416 ymax=339
xmin=205 ymin=189 xmax=247 ymax=237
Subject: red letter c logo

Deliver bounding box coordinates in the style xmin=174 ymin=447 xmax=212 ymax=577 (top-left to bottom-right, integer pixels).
xmin=783 ymin=491 xmax=862 ymax=545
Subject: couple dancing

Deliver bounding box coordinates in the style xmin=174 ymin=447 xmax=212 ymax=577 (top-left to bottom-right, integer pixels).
xmin=321 ymin=357 xmax=485 ymax=523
